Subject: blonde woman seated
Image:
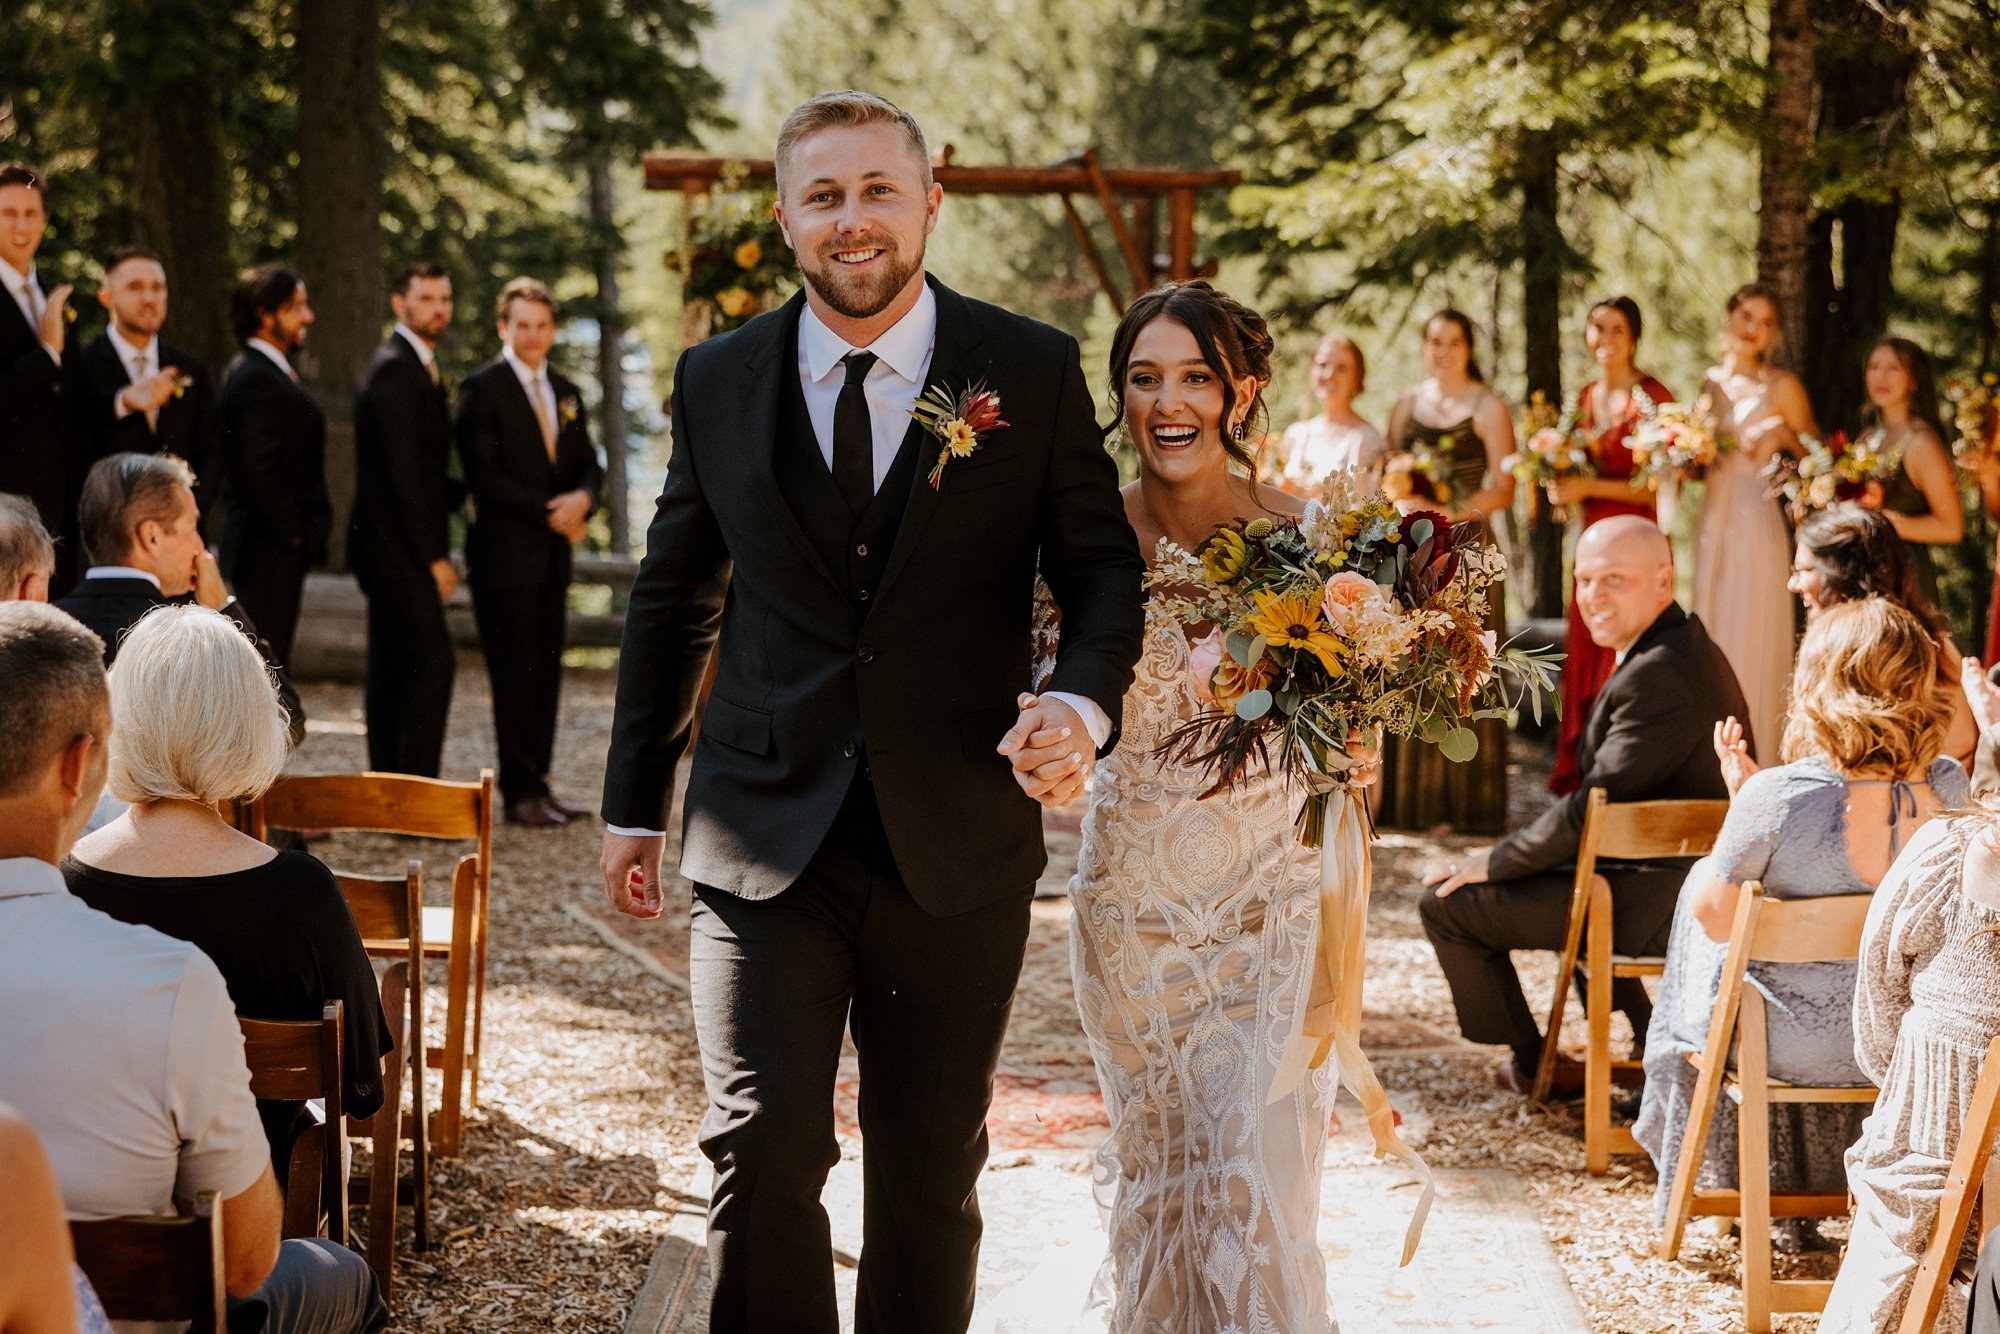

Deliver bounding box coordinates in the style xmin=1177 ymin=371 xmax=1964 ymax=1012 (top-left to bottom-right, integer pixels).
xmin=1819 ymin=729 xmax=2000 ymax=1331
xmin=1633 ymin=599 xmax=1965 ymax=1252
xmin=63 ymin=605 xmax=390 ymax=1180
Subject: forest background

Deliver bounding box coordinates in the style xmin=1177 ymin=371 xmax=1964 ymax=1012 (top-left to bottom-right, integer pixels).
xmin=5 ymin=0 xmax=1999 ymax=638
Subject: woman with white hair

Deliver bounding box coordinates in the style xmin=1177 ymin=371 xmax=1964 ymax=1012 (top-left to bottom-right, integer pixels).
xmin=63 ymin=604 xmax=389 ymax=1178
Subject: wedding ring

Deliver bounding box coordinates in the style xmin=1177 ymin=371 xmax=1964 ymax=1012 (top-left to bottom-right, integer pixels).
xmin=1448 ymin=863 xmax=1460 ymax=875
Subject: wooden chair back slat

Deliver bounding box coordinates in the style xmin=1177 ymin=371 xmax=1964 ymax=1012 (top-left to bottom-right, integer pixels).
xmin=1745 ymin=892 xmax=1875 ymax=965
xmin=1589 ymin=796 xmax=1731 ymax=864
xmin=238 ymin=1002 xmax=345 ymax=1245
xmin=1897 ymin=1033 xmax=2000 ymax=1334
xmin=336 ymin=868 xmax=418 ymax=943
xmin=256 ymin=772 xmax=485 ymax=840
xmin=71 ymin=1190 xmax=226 ymax=1331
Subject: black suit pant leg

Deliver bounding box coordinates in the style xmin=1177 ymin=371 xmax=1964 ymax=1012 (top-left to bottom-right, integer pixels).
xmin=469 ymin=580 xmax=565 ymax=803
xmin=360 ymin=574 xmax=454 ymax=776
xmin=688 ymin=776 xmax=1032 ymax=1334
xmin=1418 ymin=865 xmax=1685 ymax=1053
xmin=225 ymin=533 xmax=310 ymax=668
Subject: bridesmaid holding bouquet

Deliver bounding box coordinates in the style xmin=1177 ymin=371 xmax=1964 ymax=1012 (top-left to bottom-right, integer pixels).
xmin=1692 ymin=283 xmax=1817 ymax=761
xmin=1862 ymin=337 xmax=1963 ymax=605
xmin=1546 ymin=297 xmax=1673 ymax=795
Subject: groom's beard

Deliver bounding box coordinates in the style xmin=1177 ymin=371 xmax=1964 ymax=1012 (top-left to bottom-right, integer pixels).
xmin=799 ymin=234 xmax=925 ymax=320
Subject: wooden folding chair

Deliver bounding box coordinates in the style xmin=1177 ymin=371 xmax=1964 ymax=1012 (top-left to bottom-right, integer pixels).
xmin=240 ymin=1003 xmax=346 ymax=1245
xmin=336 ymin=861 xmax=431 ymax=1293
xmin=1656 ymin=882 xmax=1877 ymax=1332
xmin=71 ymin=1191 xmax=226 ymax=1333
xmin=1531 ymin=788 xmax=1731 ymax=1172
xmin=1896 ymin=1032 xmax=2000 ymax=1334
xmin=251 ymin=769 xmax=495 ymax=1157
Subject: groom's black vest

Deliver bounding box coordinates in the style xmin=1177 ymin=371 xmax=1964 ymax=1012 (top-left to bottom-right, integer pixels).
xmin=773 ymin=322 xmax=922 ymax=619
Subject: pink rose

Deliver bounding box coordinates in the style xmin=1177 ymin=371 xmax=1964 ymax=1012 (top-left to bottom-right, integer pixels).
xmin=1188 ymin=627 xmax=1225 ymax=706
xmin=1321 ymin=571 xmax=1383 ymax=633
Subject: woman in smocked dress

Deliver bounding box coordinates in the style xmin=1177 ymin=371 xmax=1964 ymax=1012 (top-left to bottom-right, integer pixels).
xmin=1378 ymin=308 xmax=1515 ymax=833
xmin=1545 ymin=297 xmax=1672 ymax=795
xmin=1691 ymin=283 xmax=1817 ymax=762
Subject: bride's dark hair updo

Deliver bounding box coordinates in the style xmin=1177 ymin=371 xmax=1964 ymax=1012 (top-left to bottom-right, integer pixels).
xmin=1105 ymin=281 xmax=1274 ymax=475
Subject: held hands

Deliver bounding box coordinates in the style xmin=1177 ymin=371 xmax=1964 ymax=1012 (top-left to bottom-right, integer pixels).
xmin=1713 ymin=715 xmax=1759 ymax=797
xmin=546 ymin=490 xmax=591 ymax=543
xmin=1420 ymin=847 xmax=1491 ymax=899
xmin=1962 ymin=657 xmax=2000 ymax=737
xmin=600 ymin=831 xmax=667 ymax=920
xmin=429 ymin=558 xmax=459 ymax=602
xmin=192 ymin=550 xmax=229 ymax=610
xmin=998 ymin=693 xmax=1089 ymax=807
xmin=38 ymin=283 xmax=72 ymax=354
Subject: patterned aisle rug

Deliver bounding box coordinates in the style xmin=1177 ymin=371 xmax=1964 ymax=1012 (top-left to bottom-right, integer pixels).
xmin=629 ymin=1139 xmax=1590 ymax=1334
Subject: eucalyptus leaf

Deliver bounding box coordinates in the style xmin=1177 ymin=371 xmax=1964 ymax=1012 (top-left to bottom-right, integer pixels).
xmin=1419 ymin=713 xmax=1452 ymax=744
xmin=1409 ymin=518 xmax=1433 ymax=546
xmin=1235 ymin=689 xmax=1273 ymax=721
xmin=1226 ymin=630 xmax=1255 ymax=669
xmin=1439 ymin=726 xmax=1479 ymax=763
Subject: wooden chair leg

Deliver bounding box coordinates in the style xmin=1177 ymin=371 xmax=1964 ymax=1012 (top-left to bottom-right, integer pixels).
xmin=435 ymin=874 xmax=476 ymax=1158
xmin=410 ymin=969 xmax=431 ymax=1251
xmin=1739 ymin=988 xmax=1774 ymax=1334
xmin=1585 ymin=878 xmax=1614 ymax=1176
xmin=1534 ymin=870 xmax=1594 ymax=1105
xmin=365 ymin=963 xmax=408 ymax=1295
xmin=468 ymin=881 xmax=488 ymax=1111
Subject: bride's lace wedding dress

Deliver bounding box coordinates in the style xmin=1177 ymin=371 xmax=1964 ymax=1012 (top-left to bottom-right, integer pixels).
xmin=1069 ymin=603 xmax=1338 ymax=1334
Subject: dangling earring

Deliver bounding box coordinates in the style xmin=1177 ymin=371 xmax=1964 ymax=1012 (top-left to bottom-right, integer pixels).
xmin=1231 ymin=418 xmax=1247 ymax=443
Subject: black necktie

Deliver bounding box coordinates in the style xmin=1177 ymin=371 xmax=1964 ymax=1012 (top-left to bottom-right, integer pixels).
xmin=834 ymin=351 xmax=878 ymax=517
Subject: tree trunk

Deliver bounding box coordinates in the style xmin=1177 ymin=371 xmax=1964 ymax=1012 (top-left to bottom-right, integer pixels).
xmin=1979 ymin=202 xmax=2000 ymax=372
xmin=296 ymin=0 xmax=383 ymax=570
xmin=126 ymin=64 xmax=234 ymax=374
xmin=590 ymin=157 xmax=631 ymax=558
xmin=1756 ymin=0 xmax=1816 ymax=377
xmin=1519 ymin=130 xmax=1564 ymax=621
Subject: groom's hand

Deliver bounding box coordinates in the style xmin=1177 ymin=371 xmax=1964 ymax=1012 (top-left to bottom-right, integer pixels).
xmin=998 ymin=693 xmax=1089 ymax=807
xmin=601 ymin=831 xmax=668 ymax=919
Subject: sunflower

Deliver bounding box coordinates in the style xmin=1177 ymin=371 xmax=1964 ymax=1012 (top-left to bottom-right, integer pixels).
xmin=1247 ymin=587 xmax=1345 ymax=676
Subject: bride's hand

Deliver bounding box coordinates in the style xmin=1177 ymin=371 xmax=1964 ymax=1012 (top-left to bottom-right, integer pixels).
xmin=1345 ymin=727 xmax=1382 ymax=790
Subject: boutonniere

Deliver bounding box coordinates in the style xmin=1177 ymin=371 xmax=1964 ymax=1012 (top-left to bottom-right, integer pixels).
xmin=558 ymin=395 xmax=579 ymax=426
xmin=910 ymin=379 xmax=1008 ymax=489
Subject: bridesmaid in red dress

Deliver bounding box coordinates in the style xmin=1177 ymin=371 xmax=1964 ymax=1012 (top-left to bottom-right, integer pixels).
xmin=1548 ymin=297 xmax=1674 ymax=794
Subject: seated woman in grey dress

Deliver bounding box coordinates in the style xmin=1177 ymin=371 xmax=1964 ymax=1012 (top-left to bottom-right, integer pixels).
xmin=1634 ymin=597 xmax=1966 ymax=1251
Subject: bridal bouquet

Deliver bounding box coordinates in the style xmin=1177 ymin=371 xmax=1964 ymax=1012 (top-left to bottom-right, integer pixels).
xmin=1149 ymin=489 xmax=1557 ymax=849
xmin=1503 ymin=391 xmax=1595 ymax=509
xmin=1780 ymin=429 xmax=1900 ymax=518
xmin=1947 ymin=374 xmax=1999 ymax=463
xmin=1627 ymin=389 xmax=1729 ymax=485
xmin=1379 ymin=432 xmax=1461 ymax=506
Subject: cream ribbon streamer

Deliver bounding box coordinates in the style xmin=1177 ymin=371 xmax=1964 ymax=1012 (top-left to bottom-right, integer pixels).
xmin=1268 ymin=789 xmax=1434 ymax=1267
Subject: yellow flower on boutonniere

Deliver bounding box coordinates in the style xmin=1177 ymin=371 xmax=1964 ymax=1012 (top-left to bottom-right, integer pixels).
xmin=169 ymin=369 xmax=188 ymax=399
xmin=559 ymin=395 xmax=579 ymax=426
xmin=716 ymin=287 xmax=756 ymax=319
xmin=733 ymin=239 xmax=762 ymax=270
xmin=910 ymin=379 xmax=1008 ymax=488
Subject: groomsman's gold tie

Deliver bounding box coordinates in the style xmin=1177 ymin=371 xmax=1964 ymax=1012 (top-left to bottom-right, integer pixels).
xmin=532 ymin=386 xmax=558 ymax=462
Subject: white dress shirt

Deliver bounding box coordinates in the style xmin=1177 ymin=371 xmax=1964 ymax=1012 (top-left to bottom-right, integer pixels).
xmin=396 ymin=323 xmax=438 ymax=371
xmin=1 ymin=257 xmax=58 ymax=366
xmin=83 ymin=565 xmax=162 ymax=589
xmin=107 ymin=324 xmax=159 ymax=423
xmin=503 ymin=344 xmax=557 ymax=426
xmin=605 ymin=292 xmax=1110 ymax=840
xmin=248 ymin=336 xmax=297 ymax=380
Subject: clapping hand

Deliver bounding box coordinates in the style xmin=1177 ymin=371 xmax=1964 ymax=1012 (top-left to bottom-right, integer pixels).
xmin=122 ymin=368 xmax=183 ymax=415
xmin=1962 ymin=657 xmax=2000 ymax=737
xmin=1713 ymin=715 xmax=1758 ymax=797
xmin=37 ymin=283 xmax=72 ymax=354
xmin=998 ymin=693 xmax=1089 ymax=807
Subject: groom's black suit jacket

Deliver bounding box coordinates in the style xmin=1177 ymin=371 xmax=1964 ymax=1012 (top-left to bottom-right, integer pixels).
xmin=602 ymin=279 xmax=1145 ymax=913
xmin=1488 ymin=602 xmax=1750 ymax=883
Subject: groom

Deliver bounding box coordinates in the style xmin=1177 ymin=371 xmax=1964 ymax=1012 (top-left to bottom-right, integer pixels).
xmin=598 ymin=92 xmax=1144 ymax=1332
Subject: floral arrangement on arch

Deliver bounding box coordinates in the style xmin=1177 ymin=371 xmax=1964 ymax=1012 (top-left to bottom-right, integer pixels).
xmin=1503 ymin=390 xmax=1595 ymax=514
xmin=1627 ymin=388 xmax=1730 ymax=486
xmin=668 ymin=166 xmax=795 ymax=337
xmin=1150 ymin=480 xmax=1557 ymax=847
xmin=1777 ymin=428 xmax=1902 ymax=519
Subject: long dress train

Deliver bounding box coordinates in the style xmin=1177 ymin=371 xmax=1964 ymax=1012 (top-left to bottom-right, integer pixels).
xmin=1070 ymin=605 xmax=1339 ymax=1334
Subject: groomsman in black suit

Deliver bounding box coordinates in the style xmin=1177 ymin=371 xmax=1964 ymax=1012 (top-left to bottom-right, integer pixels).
xmin=0 ymin=163 xmax=75 ymax=588
xmin=71 ymin=246 xmax=220 ymax=517
xmin=1418 ymin=516 xmax=1751 ymax=1095
xmin=456 ymin=278 xmax=601 ymax=826
xmin=216 ymin=263 xmax=329 ymax=668
xmin=351 ymin=260 xmax=459 ymax=776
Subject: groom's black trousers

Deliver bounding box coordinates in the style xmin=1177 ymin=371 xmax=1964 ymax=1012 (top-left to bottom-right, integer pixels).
xmin=689 ymin=768 xmax=1033 ymax=1334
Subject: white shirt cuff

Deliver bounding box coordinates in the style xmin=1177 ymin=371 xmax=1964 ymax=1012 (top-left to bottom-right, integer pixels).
xmin=1042 ymin=690 xmax=1111 ymax=749
xmin=606 ymin=823 xmax=666 ymax=838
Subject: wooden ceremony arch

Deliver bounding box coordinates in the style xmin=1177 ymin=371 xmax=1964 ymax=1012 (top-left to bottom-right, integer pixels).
xmin=642 ymin=147 xmax=1241 ymax=314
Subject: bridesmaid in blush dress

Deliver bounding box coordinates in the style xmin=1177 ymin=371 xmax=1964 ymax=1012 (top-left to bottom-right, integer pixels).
xmin=1545 ymin=296 xmax=1672 ymax=795
xmin=1690 ymin=283 xmax=1817 ymax=763
xmin=1378 ymin=308 xmax=1516 ymax=834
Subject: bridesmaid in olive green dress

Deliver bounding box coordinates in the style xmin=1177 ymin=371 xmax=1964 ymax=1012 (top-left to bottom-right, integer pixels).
xmin=1863 ymin=337 xmax=1963 ymax=606
xmin=1379 ymin=309 xmax=1517 ymax=834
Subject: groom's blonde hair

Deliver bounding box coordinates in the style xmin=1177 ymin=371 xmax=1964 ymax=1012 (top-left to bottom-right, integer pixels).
xmin=775 ymin=91 xmax=932 ymax=201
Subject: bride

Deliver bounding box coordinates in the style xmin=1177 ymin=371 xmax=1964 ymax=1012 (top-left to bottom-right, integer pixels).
xmin=1064 ymin=281 xmax=1377 ymax=1333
